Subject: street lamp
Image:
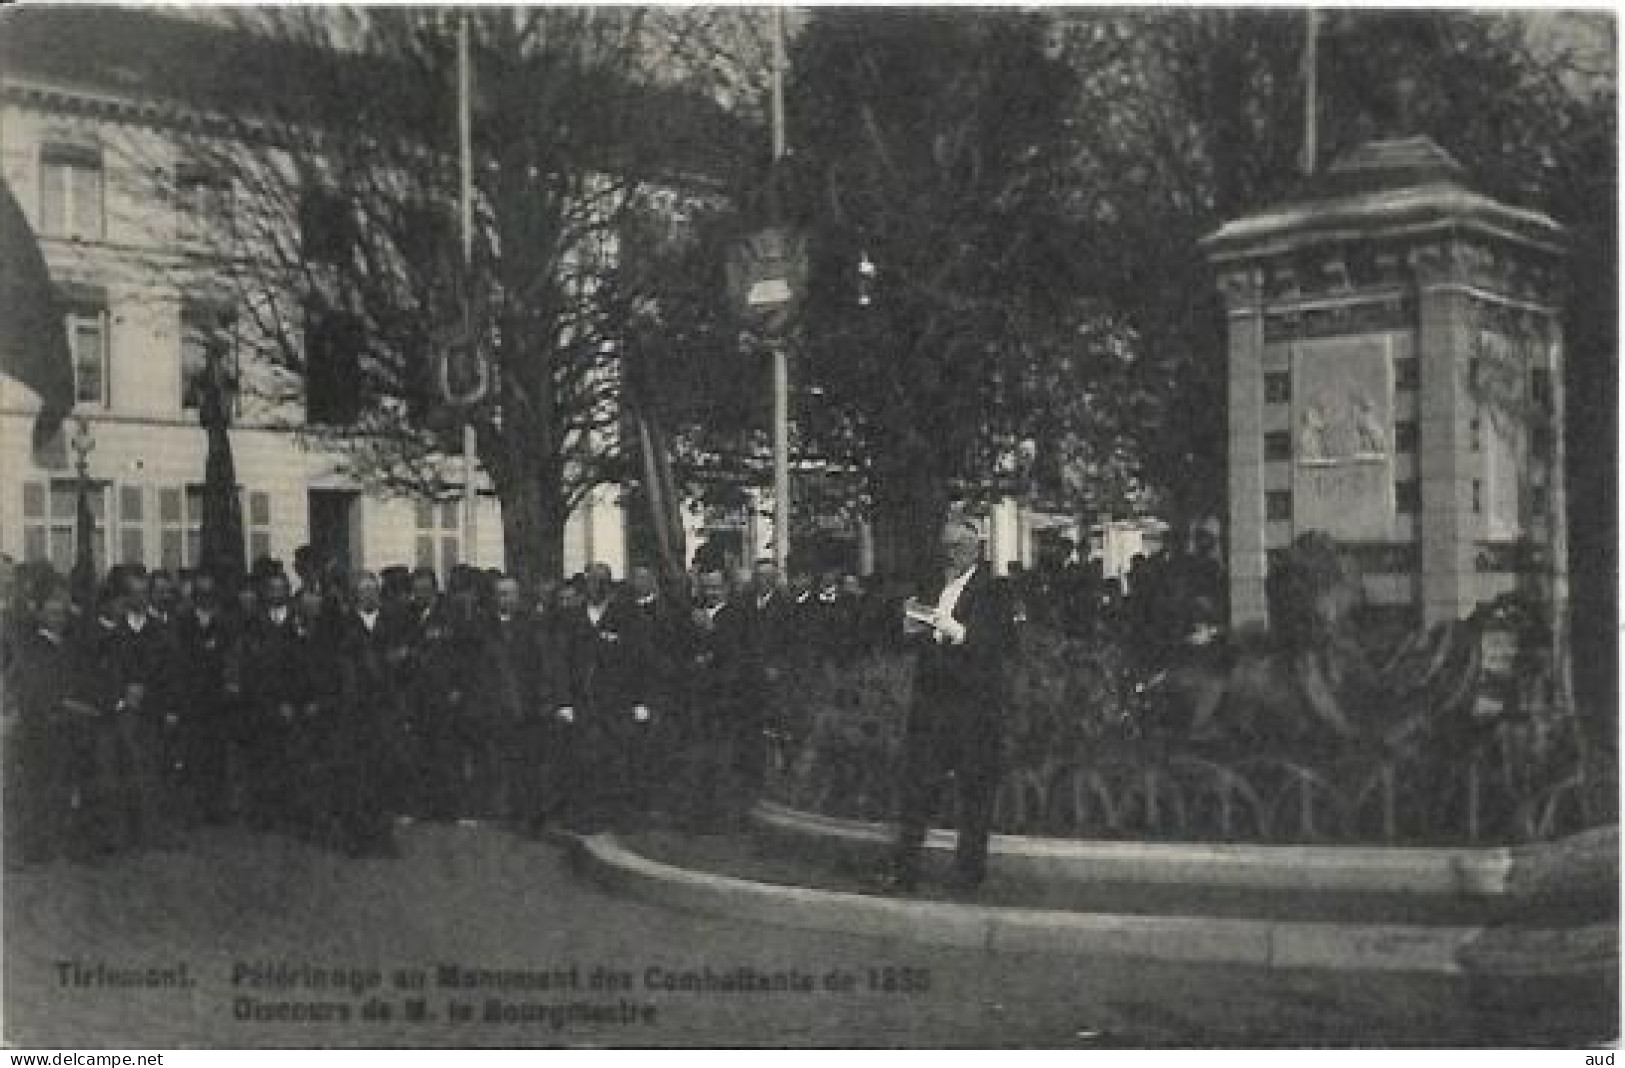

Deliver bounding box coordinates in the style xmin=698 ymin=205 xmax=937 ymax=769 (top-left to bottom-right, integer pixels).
xmin=721 ymin=5 xmax=800 ymax=573
xmin=69 ymin=415 xmax=97 ymax=605
xmin=70 ymin=415 xmax=95 ymax=482
xmin=726 ymin=227 xmax=806 ymax=573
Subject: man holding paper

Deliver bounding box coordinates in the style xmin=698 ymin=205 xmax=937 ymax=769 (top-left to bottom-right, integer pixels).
xmin=887 ymin=516 xmax=1016 ymax=894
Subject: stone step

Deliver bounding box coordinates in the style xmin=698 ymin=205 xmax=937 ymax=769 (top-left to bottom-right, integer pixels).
xmin=744 ymin=800 xmax=1618 ymax=927
xmin=574 ymin=829 xmax=1616 ymax=980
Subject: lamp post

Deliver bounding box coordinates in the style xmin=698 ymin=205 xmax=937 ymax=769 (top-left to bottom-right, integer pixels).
xmin=457 ymin=12 xmax=478 ymax=566
xmin=724 ymin=6 xmax=802 ymax=573
xmin=769 ymin=5 xmax=788 ymax=574
xmin=69 ymin=415 xmax=96 ymax=606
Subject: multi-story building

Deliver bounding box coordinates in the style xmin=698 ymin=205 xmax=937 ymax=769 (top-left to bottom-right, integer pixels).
xmin=0 ymin=7 xmax=627 ymax=583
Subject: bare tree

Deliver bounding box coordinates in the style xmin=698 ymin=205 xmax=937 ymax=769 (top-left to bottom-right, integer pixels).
xmin=149 ymin=7 xmax=750 ymax=581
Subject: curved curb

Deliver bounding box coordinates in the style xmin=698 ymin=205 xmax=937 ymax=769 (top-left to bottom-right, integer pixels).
xmin=570 ymin=831 xmax=1616 ymax=977
xmin=750 ymin=799 xmax=1616 ymax=900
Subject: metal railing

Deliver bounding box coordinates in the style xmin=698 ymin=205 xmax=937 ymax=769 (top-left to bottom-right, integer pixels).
xmin=765 ymin=713 xmax=1614 ymax=847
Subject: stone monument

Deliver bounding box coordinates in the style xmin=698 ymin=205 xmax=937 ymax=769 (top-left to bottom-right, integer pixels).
xmin=1203 ymin=136 xmax=1569 ymax=711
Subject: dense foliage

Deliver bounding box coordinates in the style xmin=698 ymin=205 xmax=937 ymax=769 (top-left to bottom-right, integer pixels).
xmin=767 ymin=621 xmax=1611 ymax=845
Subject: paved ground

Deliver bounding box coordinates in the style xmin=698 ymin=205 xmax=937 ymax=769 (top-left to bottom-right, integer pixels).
xmin=3 ymin=823 xmax=1615 ymax=1048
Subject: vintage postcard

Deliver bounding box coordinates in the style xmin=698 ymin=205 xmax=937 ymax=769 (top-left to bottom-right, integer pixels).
xmin=0 ymin=4 xmax=1615 ymax=1050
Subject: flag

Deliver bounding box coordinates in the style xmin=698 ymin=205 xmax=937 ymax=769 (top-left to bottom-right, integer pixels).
xmin=197 ymin=340 xmax=245 ymax=581
xmin=0 ymin=177 xmax=75 ymax=455
xmin=634 ymin=403 xmax=688 ymax=590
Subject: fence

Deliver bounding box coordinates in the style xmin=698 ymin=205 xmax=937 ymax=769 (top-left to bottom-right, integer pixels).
xmin=764 ymin=653 xmax=1613 ymax=847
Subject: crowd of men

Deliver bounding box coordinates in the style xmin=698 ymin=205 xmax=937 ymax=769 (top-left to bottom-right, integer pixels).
xmin=2 ymin=531 xmax=1225 ymax=871
xmin=0 ymin=550 xmax=902 ymax=868
xmin=1007 ymin=529 xmax=1227 ymax=664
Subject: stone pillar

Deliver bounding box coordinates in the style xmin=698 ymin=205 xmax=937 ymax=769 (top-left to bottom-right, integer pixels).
xmin=1411 ymin=241 xmax=1476 ymax=626
xmin=1217 ymin=266 xmax=1269 ymax=625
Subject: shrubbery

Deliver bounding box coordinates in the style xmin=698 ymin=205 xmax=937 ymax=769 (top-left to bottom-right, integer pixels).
xmin=764 ymin=624 xmax=1612 ymax=844
xmin=768 ymin=626 xmax=1147 ymax=822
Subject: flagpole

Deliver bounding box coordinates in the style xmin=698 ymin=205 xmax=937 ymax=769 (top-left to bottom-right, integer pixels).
xmin=1302 ymin=9 xmax=1319 ymax=177
xmin=458 ymin=12 xmax=478 ymax=567
xmin=769 ymin=4 xmax=789 ymax=575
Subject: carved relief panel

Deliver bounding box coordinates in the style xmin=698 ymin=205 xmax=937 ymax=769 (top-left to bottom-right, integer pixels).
xmin=1291 ymin=335 xmax=1397 ymax=541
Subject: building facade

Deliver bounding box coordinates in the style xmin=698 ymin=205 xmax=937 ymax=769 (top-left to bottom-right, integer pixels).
xmin=0 ymin=10 xmax=626 ymax=584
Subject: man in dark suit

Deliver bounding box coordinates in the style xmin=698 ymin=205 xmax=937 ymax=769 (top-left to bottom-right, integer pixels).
xmin=7 ymin=578 xmax=105 ymax=864
xmin=101 ymin=566 xmax=182 ymax=850
xmin=483 ymin=573 xmax=538 ymax=823
xmin=674 ymin=568 xmax=754 ymax=827
xmin=518 ymin=575 xmax=573 ymax=832
xmin=236 ymin=571 xmax=306 ymax=831
xmin=287 ymin=579 xmax=344 ymax=840
xmin=888 ymin=517 xmax=1016 ymax=895
xmin=426 ymin=566 xmax=490 ymax=820
xmin=328 ymin=570 xmax=401 ymax=857
xmin=396 ymin=566 xmax=452 ymax=818
xmin=174 ymin=572 xmax=239 ymax=825
xmin=628 ymin=565 xmax=685 ymax=677
xmin=626 ymin=565 xmax=686 ymax=817
xmin=554 ymin=563 xmax=656 ymax=829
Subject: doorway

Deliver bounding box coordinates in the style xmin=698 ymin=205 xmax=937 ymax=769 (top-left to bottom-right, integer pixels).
xmin=307 ymin=489 xmax=362 ymax=577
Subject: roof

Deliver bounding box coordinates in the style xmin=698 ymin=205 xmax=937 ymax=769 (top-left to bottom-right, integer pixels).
xmin=0 ymin=5 xmax=304 ymax=111
xmin=0 ymin=4 xmax=754 ymax=185
xmin=1202 ymin=136 xmax=1566 ymax=262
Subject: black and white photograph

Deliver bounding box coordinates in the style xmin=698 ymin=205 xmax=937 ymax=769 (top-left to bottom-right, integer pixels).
xmin=0 ymin=3 xmax=1617 ymax=1049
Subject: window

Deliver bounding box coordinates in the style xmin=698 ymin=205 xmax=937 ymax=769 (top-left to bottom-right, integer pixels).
xmin=181 ymin=301 xmax=239 ymax=415
xmin=39 ymin=143 xmax=103 ymax=239
xmin=158 ymin=486 xmax=205 ymax=569
xmin=304 ymin=306 xmax=363 ymax=425
xmin=176 ymin=161 xmax=231 ymax=241
xmin=1395 ymin=480 xmax=1420 ymax=514
xmin=21 ymin=480 xmax=106 ymax=574
xmin=1266 ymin=490 xmax=1292 ymax=523
xmin=160 ymin=483 xmax=269 ymax=568
xmin=118 ymin=484 xmax=145 ymax=565
xmin=65 ymin=300 xmax=109 ymax=407
xmin=1264 ymin=431 xmax=1291 ymax=462
xmin=184 ymin=485 xmax=206 ymax=568
xmin=158 ymin=487 xmax=183 ymax=569
xmin=1471 ymin=479 xmax=1482 ymax=515
xmin=1394 ymin=421 xmax=1419 ymax=453
xmin=415 ymin=498 xmax=461 ymax=577
xmin=1264 ymin=373 xmax=1291 ymax=404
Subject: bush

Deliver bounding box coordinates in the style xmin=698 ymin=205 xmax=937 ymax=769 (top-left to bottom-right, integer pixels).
xmin=763 ymin=624 xmax=1613 ymax=845
xmin=767 ymin=625 xmax=1146 ymax=818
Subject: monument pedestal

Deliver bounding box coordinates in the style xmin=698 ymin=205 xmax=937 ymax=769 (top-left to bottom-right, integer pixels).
xmin=1204 ymin=137 xmax=1569 ymax=708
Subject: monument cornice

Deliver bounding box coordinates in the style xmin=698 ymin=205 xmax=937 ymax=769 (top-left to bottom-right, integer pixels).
xmin=1202 ymin=184 xmax=1567 ymax=265
xmin=1263 ymin=293 xmax=1416 ymax=343
xmin=1261 ymin=285 xmax=1409 ymax=316
xmin=1418 ymin=284 xmax=1564 ymax=319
